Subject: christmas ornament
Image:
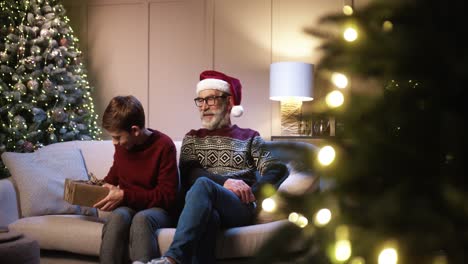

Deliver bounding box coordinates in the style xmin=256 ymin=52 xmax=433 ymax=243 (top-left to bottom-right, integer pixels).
xmin=59 ymin=38 xmax=68 ymax=46
xmin=13 ymin=115 xmax=27 ymax=130
xmin=27 ymin=80 xmax=39 ymax=91
xmin=40 ymin=28 xmax=50 ymax=38
xmin=31 ymin=45 xmax=41 ymax=55
xmin=52 ymin=108 xmax=68 ymax=122
xmin=47 ymin=124 xmax=56 ymax=134
xmin=22 ymin=141 xmax=34 ymax=152
xmin=44 ymin=13 xmax=55 ymax=20
xmin=34 ymin=15 xmax=46 ymax=26
xmin=42 ymin=5 xmax=52 ymax=14
xmin=27 ymin=13 xmax=35 ymax=24
xmin=48 ymin=133 xmax=57 ymax=143
xmin=24 ymin=57 xmax=36 ymax=70
xmin=0 ymin=52 xmax=9 ymax=62
xmin=48 ymin=28 xmax=57 ymax=37
xmin=77 ymin=124 xmax=87 ymax=131
xmin=14 ymin=82 xmax=27 ymax=93
xmin=32 ymin=107 xmax=47 ymax=122
xmin=42 ymin=78 xmax=52 ymax=90
xmin=31 ymin=26 xmax=40 ymax=35
xmin=63 ymin=131 xmax=75 ymax=140
xmin=58 ymin=27 xmax=69 ymax=35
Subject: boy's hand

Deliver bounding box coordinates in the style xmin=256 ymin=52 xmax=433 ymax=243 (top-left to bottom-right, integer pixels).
xmin=93 ymin=183 xmax=124 ymax=211
xmin=223 ymin=179 xmax=256 ymax=203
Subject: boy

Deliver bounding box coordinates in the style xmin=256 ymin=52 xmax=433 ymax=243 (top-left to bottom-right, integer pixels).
xmin=95 ymin=95 xmax=179 ymax=264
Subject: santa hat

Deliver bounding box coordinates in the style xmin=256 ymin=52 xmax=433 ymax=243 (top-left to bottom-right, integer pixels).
xmin=196 ymin=70 xmax=244 ymax=117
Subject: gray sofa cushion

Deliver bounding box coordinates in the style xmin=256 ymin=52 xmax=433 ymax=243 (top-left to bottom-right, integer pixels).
xmin=1 ymin=148 xmax=96 ymax=217
xmin=157 ymin=220 xmax=295 ymax=259
xmin=8 ymin=215 xmax=104 ymax=256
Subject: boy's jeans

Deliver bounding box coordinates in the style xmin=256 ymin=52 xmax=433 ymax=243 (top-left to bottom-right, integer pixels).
xmin=100 ymin=206 xmax=172 ymax=264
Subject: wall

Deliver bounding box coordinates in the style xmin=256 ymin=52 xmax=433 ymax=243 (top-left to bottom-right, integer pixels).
xmin=63 ymin=0 xmax=365 ymax=140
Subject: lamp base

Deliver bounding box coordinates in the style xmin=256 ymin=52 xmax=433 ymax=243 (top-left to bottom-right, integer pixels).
xmin=280 ymin=100 xmax=302 ymax=136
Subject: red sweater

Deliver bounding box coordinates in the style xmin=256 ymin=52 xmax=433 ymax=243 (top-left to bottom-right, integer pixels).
xmin=104 ymin=130 xmax=179 ymax=211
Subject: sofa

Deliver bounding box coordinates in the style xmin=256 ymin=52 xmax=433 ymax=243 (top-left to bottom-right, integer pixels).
xmin=0 ymin=139 xmax=318 ymax=264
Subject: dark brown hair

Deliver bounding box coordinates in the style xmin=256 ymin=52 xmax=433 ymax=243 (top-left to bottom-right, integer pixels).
xmin=102 ymin=95 xmax=145 ymax=132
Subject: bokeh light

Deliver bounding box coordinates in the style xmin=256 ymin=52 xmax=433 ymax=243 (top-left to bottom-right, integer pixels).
xmin=378 ymin=248 xmax=398 ymax=264
xmin=326 ymin=90 xmax=344 ymax=108
xmin=318 ymin=146 xmax=336 ymax=166
xmin=314 ymin=208 xmax=332 ymax=226
xmin=343 ymin=27 xmax=358 ymax=42
xmin=331 ymin=72 xmax=348 ymax=88
xmin=261 ymin=197 xmax=277 ymax=212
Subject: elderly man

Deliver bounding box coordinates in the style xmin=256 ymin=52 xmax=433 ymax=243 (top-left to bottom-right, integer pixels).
xmin=140 ymin=70 xmax=288 ymax=264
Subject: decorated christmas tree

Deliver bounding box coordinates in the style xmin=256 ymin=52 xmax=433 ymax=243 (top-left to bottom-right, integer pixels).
xmin=256 ymin=0 xmax=468 ymax=263
xmin=0 ymin=0 xmax=101 ymax=177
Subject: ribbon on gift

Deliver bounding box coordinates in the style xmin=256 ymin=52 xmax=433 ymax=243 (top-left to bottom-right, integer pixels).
xmin=71 ymin=172 xmax=105 ymax=186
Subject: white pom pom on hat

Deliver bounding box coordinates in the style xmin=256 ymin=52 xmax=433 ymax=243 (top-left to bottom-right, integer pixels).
xmin=196 ymin=70 xmax=244 ymax=117
xmin=231 ymin=105 xmax=244 ymax=117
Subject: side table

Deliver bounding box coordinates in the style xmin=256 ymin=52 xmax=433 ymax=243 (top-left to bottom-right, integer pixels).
xmin=0 ymin=227 xmax=40 ymax=264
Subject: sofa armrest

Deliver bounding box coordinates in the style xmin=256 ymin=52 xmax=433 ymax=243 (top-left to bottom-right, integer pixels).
xmin=0 ymin=177 xmax=20 ymax=226
xmin=256 ymin=171 xmax=318 ymax=224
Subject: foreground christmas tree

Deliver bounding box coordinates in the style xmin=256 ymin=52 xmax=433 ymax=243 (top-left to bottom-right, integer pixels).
xmin=0 ymin=0 xmax=101 ymax=177
xmin=256 ymin=0 xmax=468 ymax=263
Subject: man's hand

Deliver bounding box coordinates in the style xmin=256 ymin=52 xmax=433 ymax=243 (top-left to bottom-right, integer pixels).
xmin=223 ymin=179 xmax=256 ymax=203
xmin=93 ymin=183 xmax=124 ymax=211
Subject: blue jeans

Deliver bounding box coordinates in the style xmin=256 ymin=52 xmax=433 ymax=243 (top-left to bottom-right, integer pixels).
xmin=165 ymin=177 xmax=255 ymax=264
xmin=100 ymin=207 xmax=173 ymax=264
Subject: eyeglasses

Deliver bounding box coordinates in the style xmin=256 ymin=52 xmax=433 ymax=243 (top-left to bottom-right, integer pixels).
xmin=193 ymin=95 xmax=229 ymax=107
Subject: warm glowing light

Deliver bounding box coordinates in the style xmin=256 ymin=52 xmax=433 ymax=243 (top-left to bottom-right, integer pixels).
xmin=343 ymin=5 xmax=353 ymax=15
xmin=326 ymin=91 xmax=344 ymax=108
xmin=314 ymin=208 xmax=332 ymax=226
xmin=378 ymin=248 xmax=398 ymax=264
xmin=433 ymin=255 xmax=448 ymax=264
xmin=297 ymin=215 xmax=308 ymax=228
xmin=382 ymin=20 xmax=393 ymax=32
xmin=318 ymin=146 xmax=336 ymax=166
xmin=350 ymin=257 xmax=366 ymax=264
xmin=331 ymin=72 xmax=348 ymax=88
xmin=343 ymin=27 xmax=358 ymax=42
xmin=288 ymin=212 xmax=308 ymax=228
xmin=335 ymin=225 xmax=349 ymax=240
xmin=289 ymin=212 xmax=299 ymax=222
xmin=261 ymin=198 xmax=277 ymax=212
xmin=335 ymin=240 xmax=352 ymax=261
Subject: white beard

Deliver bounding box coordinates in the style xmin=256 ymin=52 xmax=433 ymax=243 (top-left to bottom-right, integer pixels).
xmin=200 ymin=104 xmax=230 ymax=130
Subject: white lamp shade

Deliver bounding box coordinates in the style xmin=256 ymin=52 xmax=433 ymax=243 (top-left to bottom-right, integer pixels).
xmin=269 ymin=62 xmax=314 ymax=101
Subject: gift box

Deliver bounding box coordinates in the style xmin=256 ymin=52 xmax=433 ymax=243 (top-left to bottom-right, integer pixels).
xmin=63 ymin=178 xmax=109 ymax=207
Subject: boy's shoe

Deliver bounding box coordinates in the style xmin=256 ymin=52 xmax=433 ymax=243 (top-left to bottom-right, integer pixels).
xmin=147 ymin=257 xmax=173 ymax=264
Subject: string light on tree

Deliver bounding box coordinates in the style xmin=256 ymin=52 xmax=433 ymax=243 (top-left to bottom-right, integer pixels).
xmin=326 ymin=90 xmax=345 ymax=108
xmin=378 ymin=247 xmax=398 ymax=264
xmin=382 ymin=20 xmax=393 ymax=32
xmin=343 ymin=26 xmax=358 ymax=42
xmin=349 ymin=257 xmax=366 ymax=264
xmin=0 ymin=0 xmax=102 ymax=177
xmin=331 ymin=72 xmax=349 ymax=88
xmin=343 ymin=0 xmax=354 ymax=16
xmin=314 ymin=208 xmax=332 ymax=227
xmin=318 ymin=146 xmax=336 ymax=166
xmin=288 ymin=212 xmax=308 ymax=228
xmin=335 ymin=240 xmax=352 ymax=262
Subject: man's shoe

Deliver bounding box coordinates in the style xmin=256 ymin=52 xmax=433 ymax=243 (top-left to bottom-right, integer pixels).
xmin=147 ymin=257 xmax=173 ymax=264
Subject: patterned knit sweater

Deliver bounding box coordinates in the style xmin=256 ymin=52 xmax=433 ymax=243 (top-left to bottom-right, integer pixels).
xmin=179 ymin=125 xmax=288 ymax=198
